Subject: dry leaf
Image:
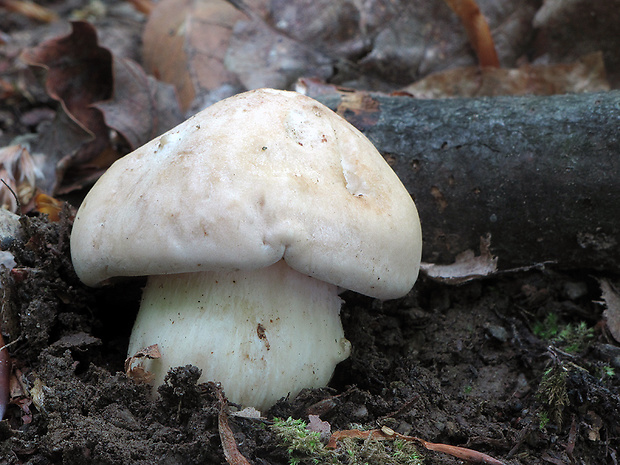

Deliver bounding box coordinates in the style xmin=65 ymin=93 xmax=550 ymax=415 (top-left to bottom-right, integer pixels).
xmin=533 ymin=0 xmax=620 ymax=87
xmin=142 ymin=0 xmax=247 ymax=111
xmin=585 ymin=410 xmax=603 ymax=442
xmin=402 ymin=52 xmax=609 ymax=98
xmin=598 ymin=278 xmax=620 ymax=343
xmin=8 ymin=368 xmax=33 ymax=425
xmin=307 ymin=414 xmax=331 ymax=437
xmin=95 ymin=57 xmax=183 ymax=150
xmin=32 ymin=109 xmax=100 ymax=194
xmin=142 ymin=0 xmax=540 ymax=109
xmin=34 ymin=193 xmax=63 ymax=221
xmin=21 ymin=21 xmax=113 ymax=193
xmin=29 ymin=378 xmax=47 ymax=414
xmin=354 ymin=0 xmax=536 ymax=84
xmin=20 ymin=21 xmax=183 ymax=193
xmin=0 ymin=250 xmax=16 ymax=270
xmin=20 ymin=21 xmax=112 ymax=144
xmin=0 ymin=144 xmax=41 ymax=212
xmin=420 ymin=236 xmax=498 ymax=284
xmin=212 ymin=382 xmax=252 ymax=465
xmin=125 ymin=344 xmax=161 ymax=383
xmin=55 ymin=146 xmax=121 ymax=195
xmin=230 ymin=407 xmax=263 ymax=419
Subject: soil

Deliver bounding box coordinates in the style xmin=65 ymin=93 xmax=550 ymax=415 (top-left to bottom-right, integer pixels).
xmin=0 ymin=212 xmax=618 ymax=465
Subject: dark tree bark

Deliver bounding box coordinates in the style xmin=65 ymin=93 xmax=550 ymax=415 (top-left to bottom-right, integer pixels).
xmin=318 ymin=90 xmax=620 ymax=272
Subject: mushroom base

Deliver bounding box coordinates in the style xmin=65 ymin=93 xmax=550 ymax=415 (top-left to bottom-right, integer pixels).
xmin=127 ymin=260 xmax=351 ymax=410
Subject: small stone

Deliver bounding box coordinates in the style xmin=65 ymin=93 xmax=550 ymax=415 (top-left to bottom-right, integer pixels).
xmin=563 ymin=281 xmax=588 ymax=300
xmin=485 ymin=324 xmax=508 ymax=342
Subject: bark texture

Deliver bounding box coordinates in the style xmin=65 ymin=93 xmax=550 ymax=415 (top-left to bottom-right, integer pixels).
xmin=318 ymin=90 xmax=620 ymax=272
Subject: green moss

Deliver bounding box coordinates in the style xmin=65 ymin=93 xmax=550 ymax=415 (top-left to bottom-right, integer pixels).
xmin=271 ymin=417 xmax=336 ymax=465
xmin=601 ymin=365 xmax=615 ymax=378
xmin=554 ymin=321 xmax=594 ymax=353
xmin=339 ymin=436 xmax=423 ymax=465
xmin=537 ymin=411 xmax=550 ymax=430
xmin=270 ymin=418 xmax=424 ymax=465
xmin=534 ymin=313 xmax=593 ymax=353
xmin=533 ymin=313 xmax=560 ymax=339
xmin=537 ymin=363 xmax=569 ymax=427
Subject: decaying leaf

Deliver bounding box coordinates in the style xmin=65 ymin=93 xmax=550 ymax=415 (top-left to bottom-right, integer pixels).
xmin=585 ymin=410 xmax=603 ymax=442
xmin=402 ymin=52 xmax=609 ymax=98
xmin=598 ymin=278 xmax=620 ymax=343
xmin=9 ymin=367 xmax=33 ymax=425
xmin=19 ymin=21 xmax=183 ymax=194
xmin=34 ymin=193 xmax=63 ymax=221
xmin=125 ymin=344 xmax=161 ymax=384
xmin=0 ymin=144 xmax=41 ymax=212
xmin=32 ymin=109 xmax=102 ymax=195
xmin=230 ymin=407 xmax=263 ymax=419
xmin=334 ymin=91 xmax=381 ymax=130
xmin=20 ymin=21 xmax=112 ymax=144
xmin=48 ymin=332 xmax=101 ymax=351
xmin=142 ymin=0 xmax=247 ymax=111
xmin=142 ymin=0 xmax=541 ymax=110
xmin=307 ymin=414 xmax=331 ymax=437
xmin=20 ymin=21 xmax=113 ymax=193
xmin=95 ymin=57 xmax=183 ymax=150
xmin=533 ymin=0 xmax=620 ymax=87
xmin=212 ymin=382 xmax=252 ymax=465
xmin=420 ymin=235 xmax=498 ymax=284
xmin=29 ymin=377 xmax=48 ymax=414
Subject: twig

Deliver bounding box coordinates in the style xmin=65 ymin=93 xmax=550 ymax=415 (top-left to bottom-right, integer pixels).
xmin=0 ymin=333 xmax=11 ymax=420
xmin=0 ymin=179 xmax=21 ymax=216
xmin=125 ymin=0 xmax=154 ymax=15
xmin=443 ymin=0 xmax=500 ymax=67
xmin=0 ymin=0 xmax=58 ymax=22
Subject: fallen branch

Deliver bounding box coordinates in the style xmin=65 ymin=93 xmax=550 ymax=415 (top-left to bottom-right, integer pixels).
xmin=317 ymin=90 xmax=620 ymax=273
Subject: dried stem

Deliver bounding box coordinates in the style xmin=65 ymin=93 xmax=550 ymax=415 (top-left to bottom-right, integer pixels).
xmin=444 ymin=0 xmax=500 ymax=67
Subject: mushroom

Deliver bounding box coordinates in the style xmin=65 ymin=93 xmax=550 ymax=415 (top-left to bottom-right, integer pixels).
xmin=70 ymin=88 xmax=422 ymax=410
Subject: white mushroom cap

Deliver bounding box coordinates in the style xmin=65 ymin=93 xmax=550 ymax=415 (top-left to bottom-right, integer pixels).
xmin=71 ymin=88 xmax=422 ymax=299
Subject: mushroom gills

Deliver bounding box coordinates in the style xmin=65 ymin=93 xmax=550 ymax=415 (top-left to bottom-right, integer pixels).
xmin=127 ymin=259 xmax=351 ymax=410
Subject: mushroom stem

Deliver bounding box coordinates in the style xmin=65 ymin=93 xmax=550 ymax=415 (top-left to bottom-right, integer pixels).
xmin=127 ymin=260 xmax=351 ymax=410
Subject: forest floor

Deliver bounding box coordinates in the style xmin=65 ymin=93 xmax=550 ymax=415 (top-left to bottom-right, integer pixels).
xmin=0 ymin=212 xmax=618 ymax=464
xmin=1 ymin=1 xmax=619 ymax=464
